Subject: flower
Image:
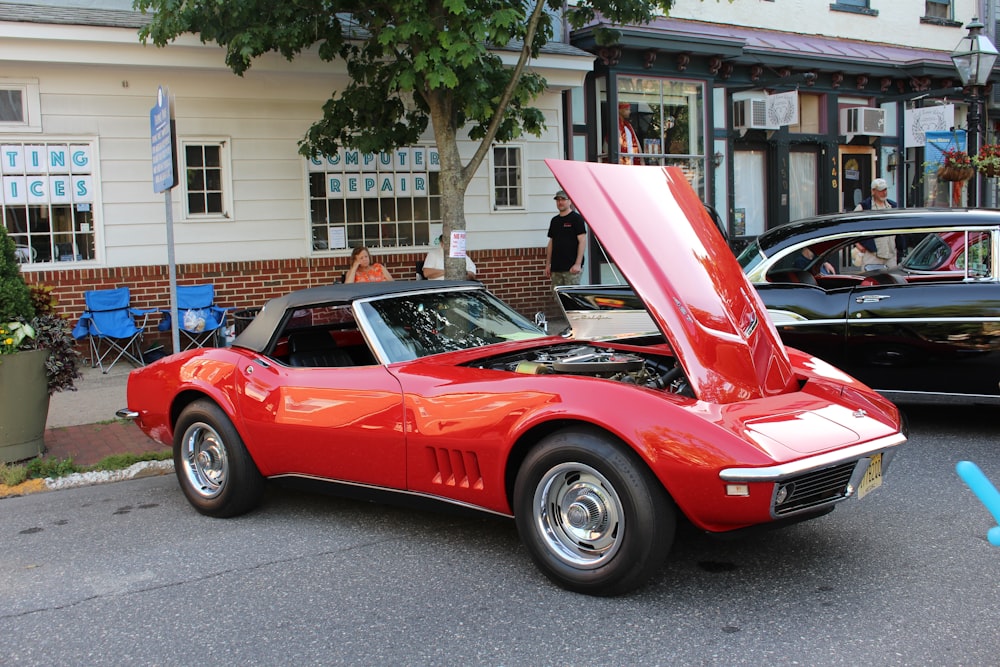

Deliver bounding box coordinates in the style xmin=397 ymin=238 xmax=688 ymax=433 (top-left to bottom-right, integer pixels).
xmin=971 ymin=144 xmax=1000 ymax=174
xmin=0 ymin=321 xmax=35 ymax=355
xmin=941 ymin=148 xmax=972 ymax=169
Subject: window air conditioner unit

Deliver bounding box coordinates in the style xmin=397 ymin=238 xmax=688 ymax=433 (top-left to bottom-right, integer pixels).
xmin=733 ymin=98 xmax=778 ymax=131
xmin=841 ymin=107 xmax=887 ymax=136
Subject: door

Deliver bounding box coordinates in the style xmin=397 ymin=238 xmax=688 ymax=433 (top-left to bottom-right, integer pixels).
xmin=842 ymin=280 xmax=1000 ymax=397
xmin=237 ymin=360 xmax=408 ymax=487
xmin=839 ymin=146 xmax=875 ymax=212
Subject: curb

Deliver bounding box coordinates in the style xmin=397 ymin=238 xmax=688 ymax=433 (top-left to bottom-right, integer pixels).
xmin=0 ymin=460 xmax=174 ymax=499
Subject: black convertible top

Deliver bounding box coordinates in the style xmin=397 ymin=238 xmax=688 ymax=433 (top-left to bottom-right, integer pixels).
xmin=232 ymin=280 xmax=479 ymax=353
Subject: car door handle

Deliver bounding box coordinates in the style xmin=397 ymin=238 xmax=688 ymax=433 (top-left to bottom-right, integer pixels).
xmin=855 ymin=295 xmax=890 ymax=303
xmin=244 ymin=358 xmax=271 ymax=375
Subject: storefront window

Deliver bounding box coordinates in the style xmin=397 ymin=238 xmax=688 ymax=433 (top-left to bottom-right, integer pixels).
xmin=599 ymin=75 xmax=706 ymax=197
xmin=733 ymin=149 xmax=767 ymax=236
xmin=2 ymin=142 xmax=96 ymax=265
xmin=789 ymin=150 xmax=819 ymax=220
xmin=307 ymin=146 xmax=439 ymax=252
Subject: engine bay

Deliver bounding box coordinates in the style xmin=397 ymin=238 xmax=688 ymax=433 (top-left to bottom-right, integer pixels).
xmin=468 ymin=343 xmax=694 ymax=397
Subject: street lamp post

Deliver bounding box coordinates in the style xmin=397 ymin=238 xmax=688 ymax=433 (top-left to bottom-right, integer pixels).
xmin=951 ymin=17 xmax=998 ymax=208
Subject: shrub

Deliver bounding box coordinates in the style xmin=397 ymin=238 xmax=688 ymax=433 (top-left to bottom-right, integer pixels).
xmin=0 ymin=225 xmax=34 ymax=323
xmin=0 ymin=226 xmax=80 ymax=393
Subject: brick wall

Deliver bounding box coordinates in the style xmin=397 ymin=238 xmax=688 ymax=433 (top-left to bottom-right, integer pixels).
xmin=25 ymin=246 xmax=564 ymax=350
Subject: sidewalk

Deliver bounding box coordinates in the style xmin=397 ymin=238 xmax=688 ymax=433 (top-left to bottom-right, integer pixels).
xmin=44 ymin=363 xmax=169 ymax=468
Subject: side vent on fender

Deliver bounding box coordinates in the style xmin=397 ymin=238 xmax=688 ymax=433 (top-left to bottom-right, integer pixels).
xmin=427 ymin=447 xmax=485 ymax=490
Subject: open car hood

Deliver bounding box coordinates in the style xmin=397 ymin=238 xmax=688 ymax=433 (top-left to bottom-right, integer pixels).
xmin=546 ymin=160 xmax=795 ymax=403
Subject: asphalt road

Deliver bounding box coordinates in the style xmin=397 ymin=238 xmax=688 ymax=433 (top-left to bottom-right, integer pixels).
xmin=1 ymin=403 xmax=997 ymax=666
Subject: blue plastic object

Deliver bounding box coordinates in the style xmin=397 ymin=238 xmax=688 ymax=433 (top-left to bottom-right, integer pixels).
xmin=956 ymin=461 xmax=1000 ymax=547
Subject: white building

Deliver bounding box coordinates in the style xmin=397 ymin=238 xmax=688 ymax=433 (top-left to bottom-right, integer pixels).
xmin=0 ymin=0 xmax=593 ymax=319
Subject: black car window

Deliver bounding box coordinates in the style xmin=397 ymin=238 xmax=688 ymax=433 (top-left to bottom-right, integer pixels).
xmin=267 ymin=304 xmax=375 ymax=367
xmin=281 ymin=304 xmax=355 ymax=333
xmin=956 ymin=233 xmax=991 ymax=277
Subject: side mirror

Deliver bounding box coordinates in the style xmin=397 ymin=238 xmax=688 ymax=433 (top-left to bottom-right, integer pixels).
xmin=533 ymin=312 xmax=548 ymax=334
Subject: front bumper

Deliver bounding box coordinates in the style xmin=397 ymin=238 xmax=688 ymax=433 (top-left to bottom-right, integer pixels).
xmin=720 ymin=433 xmax=906 ymax=519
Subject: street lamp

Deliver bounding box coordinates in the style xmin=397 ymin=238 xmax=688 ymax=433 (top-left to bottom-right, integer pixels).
xmin=951 ymin=17 xmax=998 ymax=207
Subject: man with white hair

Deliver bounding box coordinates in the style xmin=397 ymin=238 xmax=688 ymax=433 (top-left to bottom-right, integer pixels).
xmin=853 ymin=178 xmax=898 ymax=267
xmin=854 ymin=178 xmax=897 ymax=211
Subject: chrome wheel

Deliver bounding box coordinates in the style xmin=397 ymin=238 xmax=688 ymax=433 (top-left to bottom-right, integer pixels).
xmin=179 ymin=421 xmax=229 ymax=499
xmin=514 ymin=428 xmax=675 ymax=595
xmin=533 ymin=462 xmax=624 ymax=569
xmin=173 ymin=400 xmax=263 ymax=517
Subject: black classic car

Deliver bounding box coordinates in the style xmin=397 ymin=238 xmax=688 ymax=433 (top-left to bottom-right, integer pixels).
xmin=558 ymin=208 xmax=1000 ymax=404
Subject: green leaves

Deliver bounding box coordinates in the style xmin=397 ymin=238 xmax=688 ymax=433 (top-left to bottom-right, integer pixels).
xmin=137 ymin=0 xmax=675 ymax=199
xmin=0 ymin=224 xmax=34 ymax=323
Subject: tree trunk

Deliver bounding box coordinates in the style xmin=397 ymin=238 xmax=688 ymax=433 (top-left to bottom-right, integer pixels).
xmin=427 ymin=91 xmax=470 ymax=280
xmin=438 ymin=157 xmax=468 ymax=280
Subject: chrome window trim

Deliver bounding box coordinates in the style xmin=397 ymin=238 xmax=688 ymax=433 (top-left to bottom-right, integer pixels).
xmin=749 ymin=225 xmax=1000 ymax=284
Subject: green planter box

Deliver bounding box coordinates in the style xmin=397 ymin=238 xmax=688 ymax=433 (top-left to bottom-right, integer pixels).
xmin=0 ymin=349 xmax=50 ymax=463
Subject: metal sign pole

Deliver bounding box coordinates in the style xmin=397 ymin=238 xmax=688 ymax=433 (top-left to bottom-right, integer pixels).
xmin=151 ymin=85 xmax=180 ymax=354
xmin=164 ymin=192 xmax=179 ymax=354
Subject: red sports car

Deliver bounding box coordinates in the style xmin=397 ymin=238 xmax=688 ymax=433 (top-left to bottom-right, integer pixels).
xmin=118 ymin=160 xmax=905 ymax=596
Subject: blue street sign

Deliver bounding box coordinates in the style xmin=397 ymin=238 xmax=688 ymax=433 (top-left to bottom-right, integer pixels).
xmin=150 ymin=86 xmax=177 ymax=193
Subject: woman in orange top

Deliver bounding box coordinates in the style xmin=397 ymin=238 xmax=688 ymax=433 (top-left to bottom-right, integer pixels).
xmin=345 ymin=246 xmax=393 ymax=283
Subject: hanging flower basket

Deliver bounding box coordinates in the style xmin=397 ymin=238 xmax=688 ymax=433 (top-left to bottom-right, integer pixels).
xmin=937 ymin=165 xmax=974 ymax=182
xmin=937 ymin=148 xmax=973 ymax=181
xmin=972 ymin=144 xmax=1000 ymax=178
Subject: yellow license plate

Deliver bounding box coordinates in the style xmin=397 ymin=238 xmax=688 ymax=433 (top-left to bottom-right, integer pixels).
xmin=857 ymin=453 xmax=883 ymax=499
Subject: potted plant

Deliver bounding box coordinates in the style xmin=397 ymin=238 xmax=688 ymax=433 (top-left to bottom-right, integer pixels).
xmin=937 ymin=148 xmax=973 ymax=182
xmin=972 ymin=143 xmax=1000 ymax=178
xmin=0 ymin=227 xmax=81 ymax=463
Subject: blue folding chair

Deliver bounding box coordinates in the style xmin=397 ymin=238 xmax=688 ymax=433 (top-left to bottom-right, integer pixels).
xmin=160 ymin=284 xmax=232 ymax=350
xmin=72 ymin=287 xmax=156 ymax=373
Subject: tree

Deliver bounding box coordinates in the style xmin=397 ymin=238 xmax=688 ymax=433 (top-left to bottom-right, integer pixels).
xmin=135 ymin=0 xmax=673 ymax=278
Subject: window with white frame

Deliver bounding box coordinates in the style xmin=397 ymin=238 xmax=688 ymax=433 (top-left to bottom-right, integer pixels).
xmin=492 ymin=144 xmax=524 ymax=209
xmin=182 ymin=139 xmax=231 ymax=219
xmin=2 ymin=141 xmax=97 ymax=265
xmin=307 ymin=146 xmax=439 ymax=251
xmin=0 ymin=79 xmax=41 ymax=133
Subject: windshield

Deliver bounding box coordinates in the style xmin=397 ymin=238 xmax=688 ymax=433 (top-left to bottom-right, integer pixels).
xmin=359 ymin=289 xmax=548 ymax=362
xmin=901 ymin=233 xmax=950 ymax=271
xmin=736 ymin=239 xmax=765 ymax=273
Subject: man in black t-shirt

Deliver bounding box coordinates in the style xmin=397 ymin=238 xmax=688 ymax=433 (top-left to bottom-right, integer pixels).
xmin=545 ymin=190 xmax=587 ymax=286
